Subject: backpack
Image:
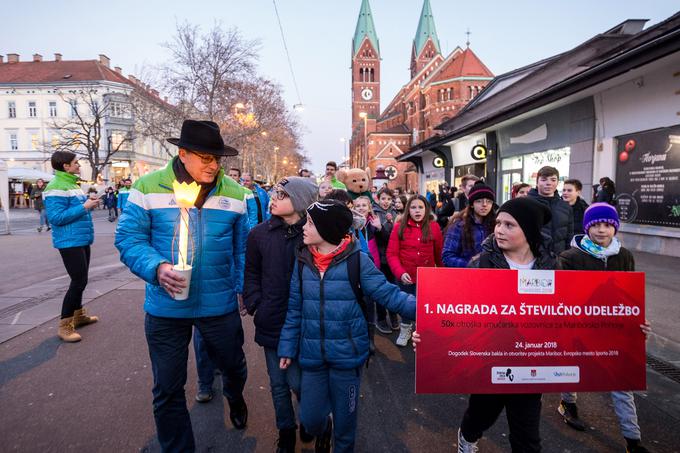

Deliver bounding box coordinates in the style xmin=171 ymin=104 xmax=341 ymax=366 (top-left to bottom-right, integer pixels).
xmin=297 ymin=251 xmax=368 ymax=321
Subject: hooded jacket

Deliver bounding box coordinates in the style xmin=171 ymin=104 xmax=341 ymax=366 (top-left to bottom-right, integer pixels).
xmin=43 ymin=171 xmax=94 ymax=249
xmin=115 ymin=157 xmax=250 ymax=318
xmin=469 ymin=234 xmax=556 ymax=270
xmin=243 ymin=215 xmax=305 ymax=349
xmin=528 ymin=188 xmax=574 ymax=254
xmin=277 ymin=240 xmax=416 ymax=370
xmin=558 ymin=235 xmax=634 ymax=271
xmin=386 ymin=218 xmax=443 ymax=283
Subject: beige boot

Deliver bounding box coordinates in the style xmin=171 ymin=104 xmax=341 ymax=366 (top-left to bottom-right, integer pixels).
xmin=73 ymin=308 xmax=99 ymax=328
xmin=58 ymin=317 xmax=82 ymax=342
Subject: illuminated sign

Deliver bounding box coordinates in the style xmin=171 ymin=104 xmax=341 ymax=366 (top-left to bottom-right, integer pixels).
xmin=471 ymin=144 xmax=487 ymax=160
xmin=433 ymin=156 xmax=446 ymax=168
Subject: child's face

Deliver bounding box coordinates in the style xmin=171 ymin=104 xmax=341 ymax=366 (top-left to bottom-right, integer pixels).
xmin=303 ymin=216 xmax=324 ymax=247
xmin=409 ymin=199 xmax=426 ymax=223
xmin=318 ymin=181 xmax=332 ymax=197
xmin=378 ymin=193 xmax=392 ymax=210
xmin=494 ymin=212 xmax=528 ymax=253
xmin=537 ymin=175 xmax=558 ymax=197
xmin=354 ymin=199 xmax=370 ymax=217
xmin=562 ymin=183 xmax=580 ymax=204
xmin=588 ymin=222 xmax=616 ymax=247
xmin=394 ymin=198 xmax=404 ymax=211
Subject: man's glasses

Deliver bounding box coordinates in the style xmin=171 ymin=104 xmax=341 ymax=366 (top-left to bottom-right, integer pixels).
xmin=273 ymin=190 xmax=289 ymax=201
xmin=187 ymin=150 xmax=224 ymax=165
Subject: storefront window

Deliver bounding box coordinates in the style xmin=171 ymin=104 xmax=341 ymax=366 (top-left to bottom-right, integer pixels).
xmin=500 ymin=147 xmax=570 ymax=202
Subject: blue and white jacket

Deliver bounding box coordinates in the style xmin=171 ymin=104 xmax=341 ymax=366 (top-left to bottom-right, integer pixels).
xmin=115 ymin=158 xmax=250 ymax=318
xmin=278 ymin=240 xmax=416 ymax=370
xmin=43 ymin=171 xmax=94 ymax=249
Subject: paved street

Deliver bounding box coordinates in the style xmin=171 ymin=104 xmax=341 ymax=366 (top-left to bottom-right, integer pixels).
xmin=0 ymin=216 xmax=679 ymax=452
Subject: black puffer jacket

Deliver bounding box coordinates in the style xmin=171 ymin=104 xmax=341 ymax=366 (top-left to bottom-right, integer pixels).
xmin=570 ymin=197 xmax=589 ymax=236
xmin=243 ymin=215 xmax=305 ymax=349
xmin=469 ymin=234 xmax=557 ymax=270
xmin=529 ymin=189 xmax=574 ymax=254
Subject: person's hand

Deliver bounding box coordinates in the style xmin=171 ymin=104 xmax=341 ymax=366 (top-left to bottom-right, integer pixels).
xmin=386 ymin=213 xmax=393 ymax=223
xmin=412 ymin=331 xmax=421 ymax=352
xmin=237 ymin=294 xmax=247 ymax=317
xmin=401 ymin=273 xmax=413 ymax=285
xmin=83 ymin=198 xmax=99 ymax=210
xmin=640 ymin=319 xmax=652 ymax=340
xmin=370 ymin=216 xmax=382 ymax=230
xmin=280 ymin=358 xmax=292 ymax=369
xmin=157 ymin=263 xmax=187 ymax=297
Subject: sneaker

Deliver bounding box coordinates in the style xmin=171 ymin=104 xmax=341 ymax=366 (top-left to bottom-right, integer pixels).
xmin=389 ymin=312 xmax=400 ymax=330
xmin=37 ymin=226 xmax=42 ymax=232
xmin=376 ymin=318 xmax=392 ymax=334
xmin=195 ymin=390 xmax=213 ymax=403
xmin=457 ymin=428 xmax=479 ymax=453
xmin=557 ymin=400 xmax=587 ymax=431
xmin=395 ymin=323 xmax=413 ymax=347
xmin=314 ymin=416 xmax=332 ymax=453
xmin=625 ymin=438 xmax=650 ymax=453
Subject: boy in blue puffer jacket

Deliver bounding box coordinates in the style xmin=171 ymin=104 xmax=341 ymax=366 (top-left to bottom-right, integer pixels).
xmin=278 ymin=200 xmax=416 ymax=453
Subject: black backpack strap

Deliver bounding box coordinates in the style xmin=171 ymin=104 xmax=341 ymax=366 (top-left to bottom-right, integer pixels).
xmin=347 ymin=252 xmax=368 ymax=320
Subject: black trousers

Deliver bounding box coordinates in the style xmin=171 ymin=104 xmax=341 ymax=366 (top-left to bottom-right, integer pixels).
xmin=461 ymin=393 xmax=542 ymax=453
xmin=58 ymin=246 xmax=91 ymax=318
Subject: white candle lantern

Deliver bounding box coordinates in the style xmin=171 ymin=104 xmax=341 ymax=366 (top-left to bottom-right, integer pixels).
xmin=171 ymin=180 xmax=201 ymax=300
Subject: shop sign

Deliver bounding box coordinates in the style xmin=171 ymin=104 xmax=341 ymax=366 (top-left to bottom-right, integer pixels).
xmin=615 ymin=125 xmax=680 ymax=228
xmin=471 ymin=144 xmax=487 ymax=160
xmin=433 ymin=156 xmax=446 ymax=168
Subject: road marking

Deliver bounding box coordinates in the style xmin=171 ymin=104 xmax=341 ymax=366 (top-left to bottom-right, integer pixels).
xmin=11 ymin=311 xmax=21 ymax=325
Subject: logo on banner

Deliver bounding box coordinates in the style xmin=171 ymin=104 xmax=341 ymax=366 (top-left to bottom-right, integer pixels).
xmin=518 ymin=270 xmax=555 ymax=294
xmin=531 ymin=369 xmax=537 ymax=377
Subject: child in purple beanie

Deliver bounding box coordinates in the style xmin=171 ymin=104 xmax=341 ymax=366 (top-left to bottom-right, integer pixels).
xmin=557 ymin=202 xmax=652 ymax=453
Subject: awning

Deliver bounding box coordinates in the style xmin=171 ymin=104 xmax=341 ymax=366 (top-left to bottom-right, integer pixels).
xmin=8 ymin=168 xmax=55 ymax=182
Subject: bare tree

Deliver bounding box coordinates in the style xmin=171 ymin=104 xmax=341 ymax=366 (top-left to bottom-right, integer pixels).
xmin=161 ymin=21 xmax=260 ymax=121
xmin=49 ymin=88 xmax=133 ymax=181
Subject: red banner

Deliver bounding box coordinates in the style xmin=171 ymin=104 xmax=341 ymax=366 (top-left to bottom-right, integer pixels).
xmin=415 ymin=268 xmax=646 ymax=394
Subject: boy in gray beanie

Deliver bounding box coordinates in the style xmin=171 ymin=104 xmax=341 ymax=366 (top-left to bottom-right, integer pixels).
xmin=242 ymin=176 xmax=317 ymax=451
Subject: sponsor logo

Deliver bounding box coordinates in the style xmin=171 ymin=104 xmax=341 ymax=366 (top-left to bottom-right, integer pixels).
xmin=219 ymin=198 xmax=231 ymax=209
xmin=169 ymin=198 xmax=177 ymax=206
xmin=518 ymin=270 xmax=555 ymax=294
xmin=639 ymin=152 xmax=667 ymax=164
xmin=492 ymin=366 xmax=580 ymax=384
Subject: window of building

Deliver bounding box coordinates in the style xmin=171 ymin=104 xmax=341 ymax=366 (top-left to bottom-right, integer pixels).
xmin=9 ymin=132 xmax=18 ymax=150
xmin=8 ymin=101 xmax=16 ymax=118
xmin=70 ymin=100 xmax=78 ymax=117
xmin=110 ymin=130 xmax=129 ymax=150
xmin=29 ymin=131 xmax=40 ymax=150
xmin=28 ymin=101 xmax=37 ymax=117
xmin=49 ymin=101 xmax=57 ymax=117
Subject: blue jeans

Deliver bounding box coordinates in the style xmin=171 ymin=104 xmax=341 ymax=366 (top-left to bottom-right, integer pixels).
xmin=300 ymin=366 xmax=362 ymax=453
xmin=38 ymin=209 xmax=49 ymax=227
xmin=264 ymin=347 xmax=301 ymax=430
xmin=145 ymin=312 xmax=248 ymax=453
xmin=561 ymin=391 xmax=640 ymax=439
xmin=398 ymin=282 xmax=416 ymax=324
xmin=193 ymin=329 xmax=229 ymax=393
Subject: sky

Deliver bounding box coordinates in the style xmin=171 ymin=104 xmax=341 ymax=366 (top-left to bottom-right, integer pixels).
xmin=2 ymin=0 xmax=678 ymax=174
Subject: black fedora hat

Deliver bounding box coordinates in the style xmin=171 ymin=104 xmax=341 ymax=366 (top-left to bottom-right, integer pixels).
xmin=167 ymin=120 xmax=239 ymax=156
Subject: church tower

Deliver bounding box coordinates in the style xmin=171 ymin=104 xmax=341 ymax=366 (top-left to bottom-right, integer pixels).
xmin=410 ymin=0 xmax=441 ymax=78
xmin=351 ymin=0 xmax=380 ymax=128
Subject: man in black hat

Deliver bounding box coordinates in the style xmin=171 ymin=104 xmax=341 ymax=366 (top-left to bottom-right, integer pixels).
xmin=115 ymin=120 xmax=250 ymax=452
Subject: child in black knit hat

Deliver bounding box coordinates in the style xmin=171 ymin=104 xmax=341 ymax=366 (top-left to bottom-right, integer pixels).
xmin=278 ymin=200 xmax=416 ymax=453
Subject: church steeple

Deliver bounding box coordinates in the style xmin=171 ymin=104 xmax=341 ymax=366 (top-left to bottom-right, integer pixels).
xmin=410 ymin=0 xmax=441 ymax=78
xmin=353 ymin=0 xmax=380 ymax=58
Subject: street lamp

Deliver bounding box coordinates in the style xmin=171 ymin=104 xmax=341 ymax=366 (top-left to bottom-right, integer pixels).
xmin=358 ymin=112 xmax=368 ymax=169
xmin=340 ymin=138 xmax=348 ymax=167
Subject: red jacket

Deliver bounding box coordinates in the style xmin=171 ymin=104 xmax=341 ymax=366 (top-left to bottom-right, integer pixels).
xmin=387 ymin=218 xmax=443 ymax=284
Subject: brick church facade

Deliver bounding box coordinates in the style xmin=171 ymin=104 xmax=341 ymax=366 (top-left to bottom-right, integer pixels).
xmin=349 ymin=0 xmax=494 ymax=190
